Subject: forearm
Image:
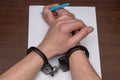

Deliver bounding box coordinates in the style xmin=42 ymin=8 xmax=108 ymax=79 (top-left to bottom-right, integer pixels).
xmin=0 ymin=51 xmax=43 ymax=80
xmin=70 ymin=50 xmax=101 ymax=80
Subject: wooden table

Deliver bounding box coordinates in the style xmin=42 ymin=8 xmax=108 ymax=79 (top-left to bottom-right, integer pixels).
xmin=0 ymin=0 xmax=120 ymax=80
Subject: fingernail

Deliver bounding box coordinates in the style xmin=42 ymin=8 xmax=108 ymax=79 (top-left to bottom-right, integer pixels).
xmin=87 ymin=27 xmax=93 ymax=33
xmin=44 ymin=9 xmax=47 ymax=14
xmin=43 ymin=9 xmax=49 ymax=15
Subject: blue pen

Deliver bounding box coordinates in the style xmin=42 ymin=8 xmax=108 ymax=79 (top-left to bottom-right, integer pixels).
xmin=41 ymin=3 xmax=70 ymax=14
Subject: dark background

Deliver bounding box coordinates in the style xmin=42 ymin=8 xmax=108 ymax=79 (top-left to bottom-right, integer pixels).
xmin=0 ymin=0 xmax=120 ymax=80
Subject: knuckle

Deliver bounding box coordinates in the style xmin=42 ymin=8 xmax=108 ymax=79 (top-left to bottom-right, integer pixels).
xmin=55 ymin=20 xmax=63 ymax=26
xmin=76 ymin=19 xmax=86 ymax=26
xmin=53 ymin=20 xmax=66 ymax=30
xmin=76 ymin=19 xmax=83 ymax=23
xmin=63 ymin=14 xmax=71 ymax=19
xmin=63 ymin=13 xmax=75 ymax=19
xmin=70 ymin=13 xmax=75 ymax=19
xmin=76 ymin=19 xmax=83 ymax=22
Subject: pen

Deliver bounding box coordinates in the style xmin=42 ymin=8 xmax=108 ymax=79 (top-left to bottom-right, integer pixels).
xmin=41 ymin=3 xmax=70 ymax=14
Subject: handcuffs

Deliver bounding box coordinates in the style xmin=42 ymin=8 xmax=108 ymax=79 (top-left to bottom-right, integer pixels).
xmin=27 ymin=45 xmax=89 ymax=76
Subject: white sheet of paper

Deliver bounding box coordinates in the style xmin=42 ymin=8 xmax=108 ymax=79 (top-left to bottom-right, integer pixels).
xmin=28 ymin=5 xmax=102 ymax=80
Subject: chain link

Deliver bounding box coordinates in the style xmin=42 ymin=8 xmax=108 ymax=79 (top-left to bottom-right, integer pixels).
xmin=49 ymin=65 xmax=62 ymax=76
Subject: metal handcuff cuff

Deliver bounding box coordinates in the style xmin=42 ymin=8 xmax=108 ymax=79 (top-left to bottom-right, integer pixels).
xmin=27 ymin=45 xmax=89 ymax=76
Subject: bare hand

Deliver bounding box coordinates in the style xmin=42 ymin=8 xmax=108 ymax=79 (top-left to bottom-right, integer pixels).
xmin=38 ymin=4 xmax=93 ymax=59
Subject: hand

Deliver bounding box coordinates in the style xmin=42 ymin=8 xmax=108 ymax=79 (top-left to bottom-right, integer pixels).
xmin=38 ymin=4 xmax=93 ymax=59
xmin=42 ymin=4 xmax=75 ymax=25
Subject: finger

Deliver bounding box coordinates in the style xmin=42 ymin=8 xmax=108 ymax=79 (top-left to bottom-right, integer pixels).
xmin=56 ymin=8 xmax=75 ymax=19
xmin=69 ymin=27 xmax=94 ymax=45
xmin=43 ymin=8 xmax=55 ymax=24
xmin=45 ymin=3 xmax=59 ymax=9
xmin=52 ymin=19 xmax=76 ymax=28
xmin=56 ymin=14 xmax=74 ymax=21
xmin=56 ymin=8 xmax=70 ymax=16
xmin=64 ymin=19 xmax=87 ymax=32
xmin=42 ymin=4 xmax=59 ymax=24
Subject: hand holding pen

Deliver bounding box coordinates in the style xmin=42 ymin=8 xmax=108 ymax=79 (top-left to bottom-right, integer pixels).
xmin=40 ymin=3 xmax=93 ymax=56
xmin=42 ymin=3 xmax=75 ymax=25
xmin=41 ymin=3 xmax=70 ymax=14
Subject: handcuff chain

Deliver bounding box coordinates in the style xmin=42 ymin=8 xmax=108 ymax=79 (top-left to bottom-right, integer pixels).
xmin=49 ymin=64 xmax=62 ymax=76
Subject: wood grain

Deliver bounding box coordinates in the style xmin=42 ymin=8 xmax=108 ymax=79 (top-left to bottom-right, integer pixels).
xmin=0 ymin=0 xmax=120 ymax=80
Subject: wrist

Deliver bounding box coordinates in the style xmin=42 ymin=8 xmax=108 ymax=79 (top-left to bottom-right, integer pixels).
xmin=28 ymin=51 xmax=44 ymax=64
xmin=66 ymin=45 xmax=89 ymax=61
xmin=70 ymin=50 xmax=88 ymax=61
xmin=69 ymin=50 xmax=89 ymax=71
xmin=27 ymin=47 xmax=54 ymax=76
xmin=37 ymin=44 xmax=56 ymax=59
